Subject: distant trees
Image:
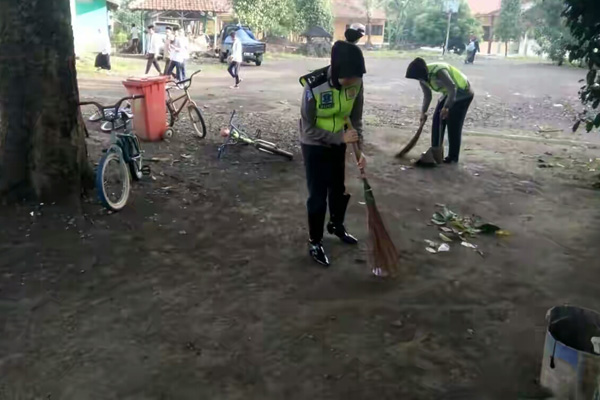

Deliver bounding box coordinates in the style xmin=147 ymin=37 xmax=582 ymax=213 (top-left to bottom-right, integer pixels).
xmin=233 ymin=0 xmax=332 ymax=37
xmin=408 ymin=0 xmax=482 ymax=48
xmin=525 ymin=0 xmax=575 ymax=66
xmin=495 ymin=0 xmax=523 ymax=56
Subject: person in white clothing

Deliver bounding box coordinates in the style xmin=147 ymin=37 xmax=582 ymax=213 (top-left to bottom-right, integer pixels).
xmin=166 ymin=27 xmax=185 ymax=81
xmin=95 ymin=29 xmax=111 ymax=71
xmin=145 ymin=25 xmax=162 ymax=75
xmin=227 ymin=30 xmax=243 ymax=89
xmin=179 ymin=30 xmax=189 ymax=80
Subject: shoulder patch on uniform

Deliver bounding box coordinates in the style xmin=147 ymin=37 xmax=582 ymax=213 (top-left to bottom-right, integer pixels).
xmin=345 ymin=86 xmax=358 ymax=101
xmin=320 ymin=91 xmax=334 ymax=109
xmin=305 ymin=89 xmax=314 ymax=102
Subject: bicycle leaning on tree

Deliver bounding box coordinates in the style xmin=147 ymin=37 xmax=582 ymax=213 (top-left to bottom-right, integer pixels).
xmin=79 ymin=95 xmax=150 ymax=212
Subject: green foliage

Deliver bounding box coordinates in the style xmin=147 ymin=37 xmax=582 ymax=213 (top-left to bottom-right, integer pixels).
xmin=113 ymin=0 xmax=142 ymax=35
xmin=234 ymin=0 xmax=297 ymax=36
xmin=562 ymin=0 xmax=600 ymax=132
xmin=496 ymin=0 xmax=523 ymax=43
xmin=296 ymin=0 xmax=333 ymax=33
xmin=525 ymin=0 xmax=575 ymax=65
xmin=233 ymin=0 xmax=332 ymax=36
xmin=407 ymin=0 xmax=482 ymax=47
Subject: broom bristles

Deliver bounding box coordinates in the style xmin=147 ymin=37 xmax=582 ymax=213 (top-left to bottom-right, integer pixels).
xmin=366 ymin=202 xmax=400 ymax=278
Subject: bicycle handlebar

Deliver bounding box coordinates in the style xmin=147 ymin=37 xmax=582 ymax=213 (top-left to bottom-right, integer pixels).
xmin=166 ymin=69 xmax=202 ymax=91
xmin=79 ymin=94 xmax=145 ymax=117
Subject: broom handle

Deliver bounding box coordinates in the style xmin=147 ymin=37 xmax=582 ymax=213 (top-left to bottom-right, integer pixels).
xmin=345 ymin=117 xmax=366 ymax=177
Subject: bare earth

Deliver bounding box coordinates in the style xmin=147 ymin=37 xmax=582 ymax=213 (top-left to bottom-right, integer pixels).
xmin=1 ymin=54 xmax=599 ymax=399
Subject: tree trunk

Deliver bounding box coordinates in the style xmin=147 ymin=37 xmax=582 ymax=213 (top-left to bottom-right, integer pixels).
xmin=366 ymin=13 xmax=373 ymax=48
xmin=505 ymin=42 xmax=508 ymax=57
xmin=0 ymin=0 xmax=92 ymax=203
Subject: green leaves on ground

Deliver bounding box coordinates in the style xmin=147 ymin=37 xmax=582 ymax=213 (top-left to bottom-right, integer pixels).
xmin=431 ymin=206 xmax=505 ymax=238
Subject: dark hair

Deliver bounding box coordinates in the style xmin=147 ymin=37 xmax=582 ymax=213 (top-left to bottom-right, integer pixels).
xmin=132 ymin=23 xmax=136 ymax=27
xmin=406 ymin=57 xmax=428 ymax=81
xmin=166 ymin=26 xmax=172 ymax=31
xmin=173 ymin=26 xmax=180 ymax=32
xmin=230 ymin=30 xmax=237 ymax=37
xmin=330 ymin=41 xmax=366 ymax=89
xmin=147 ymin=25 xmax=154 ymax=30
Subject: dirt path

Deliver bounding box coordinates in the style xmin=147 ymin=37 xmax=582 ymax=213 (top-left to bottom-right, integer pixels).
xmin=1 ymin=55 xmax=599 ymax=399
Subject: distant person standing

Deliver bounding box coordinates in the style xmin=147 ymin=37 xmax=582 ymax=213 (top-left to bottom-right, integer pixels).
xmin=166 ymin=27 xmax=185 ymax=81
xmin=95 ymin=29 xmax=112 ymax=72
xmin=130 ymin=23 xmax=139 ymax=54
xmin=465 ymin=36 xmax=480 ymax=64
xmin=227 ymin=30 xmax=243 ymax=89
xmin=163 ymin=26 xmax=174 ymax=76
xmin=145 ymin=25 xmax=162 ymax=75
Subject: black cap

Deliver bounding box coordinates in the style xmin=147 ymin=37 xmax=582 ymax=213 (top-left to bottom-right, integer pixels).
xmin=331 ymin=41 xmax=366 ymax=88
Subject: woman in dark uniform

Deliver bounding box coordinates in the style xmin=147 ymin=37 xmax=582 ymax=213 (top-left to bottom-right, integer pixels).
xmin=298 ymin=41 xmax=367 ymax=266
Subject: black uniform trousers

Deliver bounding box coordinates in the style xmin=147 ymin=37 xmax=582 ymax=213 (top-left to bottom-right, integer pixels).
xmin=302 ymin=143 xmax=349 ymax=242
xmin=432 ymin=94 xmax=474 ymax=162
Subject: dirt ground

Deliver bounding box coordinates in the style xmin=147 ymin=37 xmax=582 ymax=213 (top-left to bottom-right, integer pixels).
xmin=2 ymin=54 xmax=600 ymax=400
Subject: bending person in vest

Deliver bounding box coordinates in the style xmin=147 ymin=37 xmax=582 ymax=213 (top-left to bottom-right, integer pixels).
xmin=406 ymin=57 xmax=474 ymax=165
xmin=299 ymin=41 xmax=367 ymax=267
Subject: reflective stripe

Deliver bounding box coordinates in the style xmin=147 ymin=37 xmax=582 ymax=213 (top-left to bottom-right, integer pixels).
xmin=426 ymin=62 xmax=469 ymax=93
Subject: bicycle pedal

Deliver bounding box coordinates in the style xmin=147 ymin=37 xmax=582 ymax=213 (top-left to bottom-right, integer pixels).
xmin=141 ymin=166 xmax=151 ymax=175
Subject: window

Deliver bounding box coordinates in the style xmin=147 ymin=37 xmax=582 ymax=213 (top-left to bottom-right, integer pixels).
xmin=366 ymin=25 xmax=383 ymax=36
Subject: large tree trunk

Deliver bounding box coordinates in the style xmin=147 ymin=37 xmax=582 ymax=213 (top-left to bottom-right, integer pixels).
xmin=0 ymin=0 xmax=92 ymax=203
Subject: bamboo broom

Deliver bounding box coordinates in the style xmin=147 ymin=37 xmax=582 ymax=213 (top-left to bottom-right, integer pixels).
xmin=346 ymin=118 xmax=399 ymax=278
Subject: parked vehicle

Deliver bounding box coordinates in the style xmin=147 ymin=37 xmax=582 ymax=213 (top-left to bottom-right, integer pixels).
xmin=446 ymin=37 xmax=466 ymax=55
xmin=218 ymin=24 xmax=266 ymax=66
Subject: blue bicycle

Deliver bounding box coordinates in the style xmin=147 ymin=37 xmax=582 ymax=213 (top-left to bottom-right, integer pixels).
xmin=80 ymin=95 xmax=150 ymax=211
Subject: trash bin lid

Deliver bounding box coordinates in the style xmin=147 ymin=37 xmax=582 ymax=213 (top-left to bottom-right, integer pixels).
xmin=123 ymin=76 xmax=169 ymax=87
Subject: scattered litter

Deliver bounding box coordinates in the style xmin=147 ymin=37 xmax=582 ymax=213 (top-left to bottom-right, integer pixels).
xmin=553 ymin=104 xmax=564 ymax=108
xmin=513 ymin=92 xmax=521 ymax=96
xmin=438 ymin=243 xmax=450 ymax=252
xmin=358 ymin=201 xmax=366 ymax=205
xmin=179 ymin=230 xmax=187 ymax=235
xmin=495 ymin=230 xmax=511 ymax=237
xmin=391 ymin=320 xmax=404 ymax=328
xmin=461 ymin=241 xmax=477 ymax=249
xmin=426 ymin=247 xmax=438 ymax=254
xmin=439 ymin=233 xmax=453 ymax=242
xmin=160 ymin=186 xmax=173 ymax=191
xmin=474 ymin=172 xmax=480 ymax=177
xmin=440 ymin=227 xmax=453 ymax=233
xmin=467 ymin=329 xmax=475 ymax=336
xmin=424 ymin=239 xmax=437 ymax=247
xmin=151 ymin=176 xmax=157 ymax=181
xmin=149 ymin=157 xmax=170 ymax=162
xmin=30 ymin=212 xmax=34 ymax=217
xmin=181 ymin=154 xmax=192 ymax=159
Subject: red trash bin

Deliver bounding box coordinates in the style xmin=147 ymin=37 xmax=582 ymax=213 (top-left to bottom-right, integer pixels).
xmin=122 ymin=76 xmax=169 ymax=141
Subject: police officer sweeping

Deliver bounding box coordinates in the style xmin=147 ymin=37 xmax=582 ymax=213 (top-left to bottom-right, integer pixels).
xmin=299 ymin=41 xmax=367 ymax=266
xmin=405 ymin=57 xmax=474 ymax=165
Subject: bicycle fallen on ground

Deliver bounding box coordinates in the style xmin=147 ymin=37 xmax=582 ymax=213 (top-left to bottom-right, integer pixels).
xmin=218 ymin=110 xmax=293 ymax=160
xmin=165 ymin=70 xmax=206 ymax=139
xmin=79 ymin=95 xmax=150 ymax=211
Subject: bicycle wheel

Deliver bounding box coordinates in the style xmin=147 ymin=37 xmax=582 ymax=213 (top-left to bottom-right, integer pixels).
xmin=255 ymin=141 xmax=293 ymax=160
xmin=188 ymin=104 xmax=207 ymax=139
xmin=96 ymin=149 xmax=131 ymax=211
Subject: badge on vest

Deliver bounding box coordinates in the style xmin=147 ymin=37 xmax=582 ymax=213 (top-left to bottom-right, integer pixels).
xmin=345 ymin=86 xmax=358 ymax=101
xmin=320 ymin=91 xmax=334 ymax=109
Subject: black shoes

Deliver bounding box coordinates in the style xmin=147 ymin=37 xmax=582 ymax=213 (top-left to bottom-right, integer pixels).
xmin=309 ymin=241 xmax=330 ymax=267
xmin=327 ymin=222 xmax=358 ymax=245
xmin=443 ymin=157 xmax=458 ymax=164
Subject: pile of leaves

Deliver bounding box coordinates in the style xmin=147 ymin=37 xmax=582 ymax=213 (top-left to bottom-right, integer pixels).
xmin=424 ymin=205 xmax=510 ymax=256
